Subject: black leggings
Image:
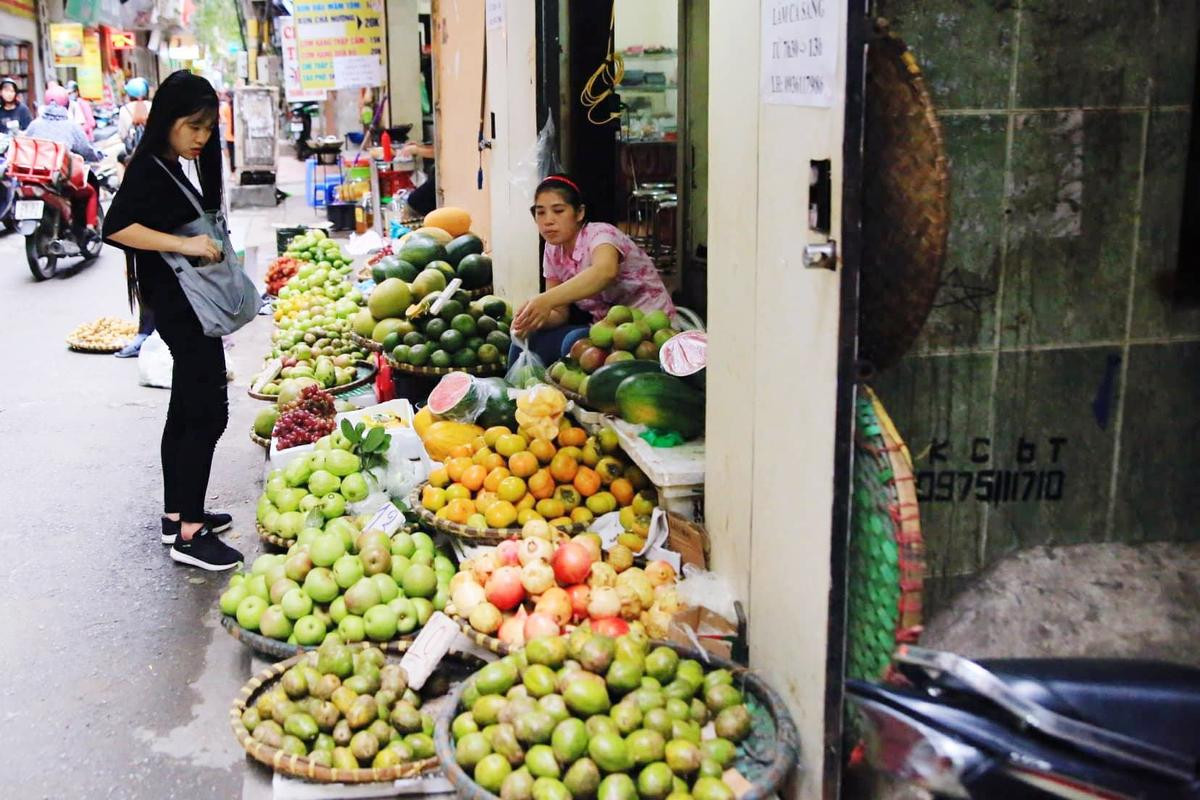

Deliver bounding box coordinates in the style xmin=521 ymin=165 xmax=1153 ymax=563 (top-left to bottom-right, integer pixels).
xmin=145 ymin=280 xmax=228 ymax=522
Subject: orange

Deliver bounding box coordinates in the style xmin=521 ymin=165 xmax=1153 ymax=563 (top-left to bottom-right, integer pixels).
xmin=484 ymin=467 xmax=511 ymax=493
xmin=495 ymin=434 xmax=528 ymax=458
xmin=484 ymin=500 xmax=518 ymax=529
xmin=461 ymin=464 xmax=488 ymax=493
xmin=536 ymin=498 xmax=566 ymax=519
xmin=515 ymin=492 xmax=537 ymax=513
xmin=472 ymin=446 xmax=495 ymax=466
xmin=553 ymin=485 xmax=581 ymax=511
xmin=557 ymin=427 xmax=586 ymax=448
xmin=421 ymin=485 xmax=447 ymax=512
xmin=595 ymin=457 xmax=624 ymax=485
xmin=610 ymin=478 xmax=635 ymax=507
xmin=446 ymin=456 xmax=473 ymax=483
xmin=484 ymin=426 xmax=512 ymax=447
xmin=484 ymin=452 xmax=506 ymax=472
xmin=427 ymin=467 xmax=450 ymax=489
xmin=570 ymin=507 xmax=595 ymax=524
xmin=585 ymin=491 xmax=617 ymax=515
xmin=529 ymin=438 xmax=557 ymax=464
xmin=508 ymin=451 xmax=539 ymax=479
xmin=436 ymin=506 xmax=452 ymax=520
xmin=559 ymin=446 xmax=584 ymax=463
xmin=470 ymin=436 xmax=488 ymax=453
xmin=549 ymin=452 xmax=579 ymax=484
xmin=474 ymin=490 xmax=500 ymax=514
xmin=449 ymin=444 xmax=473 ymax=460
xmin=445 ymin=498 xmax=476 ymax=524
xmin=528 ymin=468 xmax=556 ymax=500
xmin=497 ymin=476 xmax=527 ymax=504
xmin=573 ymin=466 xmax=601 ymax=497
xmin=517 ymin=508 xmax=545 ymax=526
xmin=445 ymin=483 xmax=472 ymax=501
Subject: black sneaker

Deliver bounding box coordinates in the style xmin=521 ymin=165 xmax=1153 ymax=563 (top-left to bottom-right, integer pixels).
xmin=162 ymin=511 xmax=233 ymax=544
xmin=170 ymin=526 xmax=243 ymax=571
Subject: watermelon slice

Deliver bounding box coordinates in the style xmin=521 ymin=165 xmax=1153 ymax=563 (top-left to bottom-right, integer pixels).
xmin=427 ymin=372 xmax=481 ymax=421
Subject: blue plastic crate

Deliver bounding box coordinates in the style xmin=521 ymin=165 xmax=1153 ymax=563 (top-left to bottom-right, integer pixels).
xmin=305 ymin=158 xmax=344 ymax=208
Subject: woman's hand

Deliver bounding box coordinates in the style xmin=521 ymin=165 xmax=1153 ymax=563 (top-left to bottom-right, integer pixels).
xmin=177 ymin=234 xmax=222 ymax=262
xmin=513 ymin=294 xmax=558 ymax=338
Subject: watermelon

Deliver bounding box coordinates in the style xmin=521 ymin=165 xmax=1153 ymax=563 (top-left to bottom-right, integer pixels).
xmin=427 ymin=372 xmax=480 ymax=421
xmin=615 ymin=373 xmax=705 ymax=439
xmin=457 ymin=253 xmax=493 ymax=290
xmin=386 ymin=258 xmax=419 ymax=282
xmin=585 ymin=359 xmax=663 ymax=414
xmin=445 ymin=234 xmax=484 ymax=267
xmin=397 ymin=234 xmax=448 ymax=269
xmin=476 ymin=377 xmax=517 ymax=428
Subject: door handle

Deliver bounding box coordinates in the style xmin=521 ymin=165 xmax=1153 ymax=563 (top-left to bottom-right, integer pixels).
xmin=804 ymin=240 xmax=838 ymax=270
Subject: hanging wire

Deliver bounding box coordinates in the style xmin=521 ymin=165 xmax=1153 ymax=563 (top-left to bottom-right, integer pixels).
xmin=580 ymin=6 xmax=624 ymax=126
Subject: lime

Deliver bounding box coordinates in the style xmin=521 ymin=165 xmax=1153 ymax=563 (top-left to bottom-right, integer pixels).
xmin=424 ymin=318 xmax=448 ymax=340
xmin=403 ymin=331 xmax=425 ymax=347
xmin=408 ymin=344 xmax=431 ymax=367
xmin=486 ymin=330 xmax=511 ymax=351
xmin=391 ymin=344 xmax=412 ymax=364
xmin=439 ymin=329 xmax=465 ymax=353
xmin=438 ymin=299 xmax=465 ymax=321
xmin=476 ymin=315 xmax=498 ymax=335
xmin=381 ymin=332 xmax=401 ymax=352
xmin=477 ymin=344 xmax=500 ymax=364
xmin=430 ymin=350 xmax=452 ymax=369
xmin=451 ymin=313 xmax=477 ymax=336
xmin=454 ymin=349 xmax=479 ymax=368
xmin=466 ymin=337 xmax=485 ymax=352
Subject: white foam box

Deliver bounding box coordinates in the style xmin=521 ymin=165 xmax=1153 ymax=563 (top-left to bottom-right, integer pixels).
xmin=267 ymin=398 xmax=415 ymax=470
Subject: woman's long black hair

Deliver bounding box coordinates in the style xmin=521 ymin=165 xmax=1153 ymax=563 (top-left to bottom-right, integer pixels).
xmin=123 ymin=70 xmax=223 ymax=306
xmin=128 ymin=69 xmax=223 ymax=209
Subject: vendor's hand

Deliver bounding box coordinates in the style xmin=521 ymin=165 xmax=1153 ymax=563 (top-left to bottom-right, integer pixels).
xmin=513 ymin=294 xmax=556 ymax=338
xmin=177 ymin=234 xmax=222 ymax=262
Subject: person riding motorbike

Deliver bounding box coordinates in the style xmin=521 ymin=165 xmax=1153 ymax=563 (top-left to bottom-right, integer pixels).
xmin=23 ymin=85 xmax=102 ymax=237
xmin=66 ymin=80 xmax=96 ymax=141
xmin=0 ymin=77 xmax=32 ymax=133
xmin=118 ymin=77 xmax=150 ymax=161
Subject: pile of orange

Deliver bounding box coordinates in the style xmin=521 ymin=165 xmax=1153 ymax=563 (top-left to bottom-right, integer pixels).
xmin=419 ymin=421 xmax=653 ymax=531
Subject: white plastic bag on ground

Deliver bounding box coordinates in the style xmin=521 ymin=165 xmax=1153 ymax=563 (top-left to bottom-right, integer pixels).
xmin=138 ymin=332 xmax=173 ymax=389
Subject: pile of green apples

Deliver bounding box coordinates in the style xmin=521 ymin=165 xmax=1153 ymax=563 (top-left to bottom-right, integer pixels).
xmin=219 ymin=525 xmax=457 ymax=648
xmin=256 ymin=439 xmax=374 ymax=541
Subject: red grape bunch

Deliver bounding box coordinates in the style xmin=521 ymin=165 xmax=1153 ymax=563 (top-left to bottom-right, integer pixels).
xmin=274 ymin=409 xmax=336 ymax=450
xmin=279 ymin=384 xmax=337 ymax=419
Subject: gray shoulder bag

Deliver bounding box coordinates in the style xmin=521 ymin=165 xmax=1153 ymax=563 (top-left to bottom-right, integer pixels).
xmin=155 ymin=156 xmax=261 ymax=337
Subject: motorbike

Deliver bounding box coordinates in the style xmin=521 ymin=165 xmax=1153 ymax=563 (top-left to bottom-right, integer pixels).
xmin=15 ymin=158 xmax=108 ymax=281
xmin=288 ymin=101 xmax=320 ymax=160
xmin=0 ymin=134 xmax=19 ymax=232
xmin=846 ymin=645 xmax=1200 ymax=799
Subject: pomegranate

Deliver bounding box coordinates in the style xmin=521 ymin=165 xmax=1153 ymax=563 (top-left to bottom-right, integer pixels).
xmin=566 ymin=584 xmax=591 ymax=622
xmin=518 ymin=537 xmax=555 ymax=566
xmin=591 ymin=616 xmax=630 ymax=638
xmin=588 ymin=561 xmax=617 ymax=589
xmin=523 ymin=612 xmax=560 ymax=641
xmin=521 ymin=559 xmax=556 ymax=596
xmin=485 ymin=565 xmax=526 ymax=611
xmin=617 ymin=584 xmax=644 ymax=619
xmin=472 ymin=552 xmax=499 ymax=583
xmin=498 ymin=613 xmax=526 ymax=648
xmin=469 ymin=601 xmax=502 ymax=634
xmin=535 ymin=587 xmax=573 ymax=626
xmin=521 ymin=518 xmax=552 ymax=541
xmin=496 ymin=539 xmax=522 ymax=567
xmin=552 ymin=541 xmax=592 ymax=586
xmin=587 ymin=586 xmax=621 ymax=619
xmin=451 ymin=580 xmax=487 ymax=616
xmin=645 ymin=560 xmax=676 ymax=587
xmin=449 ymin=571 xmax=479 ymax=595
xmin=571 ymin=533 xmax=603 ymax=564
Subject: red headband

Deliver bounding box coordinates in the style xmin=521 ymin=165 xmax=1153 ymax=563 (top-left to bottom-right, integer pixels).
xmin=542 ymin=175 xmax=581 ymax=194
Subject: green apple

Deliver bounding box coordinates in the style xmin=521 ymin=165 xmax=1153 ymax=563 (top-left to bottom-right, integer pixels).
xmin=294 ymin=614 xmax=327 ymax=646
xmin=411 ymin=531 xmax=435 ymax=554
xmin=278 ymin=511 xmax=306 ymax=540
xmin=402 ymin=564 xmax=437 ymax=598
xmin=321 ymin=493 xmax=347 ymax=520
xmin=284 ymin=457 xmax=315 ymax=488
xmin=410 ymin=550 xmax=434 ymax=568
xmin=266 ymin=477 xmax=289 ymax=505
xmin=303 ymin=568 xmax=340 ymax=603
xmin=299 ymin=494 xmax=322 ymax=513
xmin=361 ymin=546 xmax=392 ymax=577
xmin=266 ymin=562 xmax=289 ymax=588
xmin=338 ymin=614 xmax=366 ymax=643
xmin=340 ymin=472 xmax=369 ymax=503
xmin=326 ymin=518 xmax=359 ymax=551
xmin=326 ymin=449 xmax=361 ymax=478
xmin=314 ymin=435 xmax=334 ymax=451
xmin=388 ymin=597 xmax=418 ymax=634
xmin=275 ymin=488 xmax=308 ymax=513
xmin=282 ymin=588 xmax=314 ymax=621
xmin=344 ymin=577 xmax=382 ymax=616
xmin=432 ymin=586 xmax=449 ymax=612
xmin=389 ymin=554 xmax=412 ymax=584
xmin=219 ymin=583 xmax=249 ymax=615
xmin=363 ymin=605 xmax=399 ymax=642
xmin=236 ymin=595 xmax=268 ymax=630
xmin=329 ymin=596 xmax=349 ymax=624
xmin=370 ymin=573 xmax=400 ymax=604
xmin=262 ymin=510 xmax=282 ymax=534
xmin=390 ymin=531 xmax=416 ymax=558
xmin=332 ymin=554 xmax=365 ymax=589
xmin=270 ymin=578 xmax=300 ymax=605
xmin=284 ymin=551 xmax=314 ymax=583
xmin=296 ymin=526 xmax=320 ymax=548
xmin=310 ymin=533 xmax=347 ymax=568
xmin=433 ymin=556 xmax=456 ymax=583
xmin=245 ymin=574 xmax=270 ymax=601
xmin=411 ymin=598 xmax=434 ymax=626
xmin=259 ymin=605 xmax=293 ymax=641
xmin=308 ymin=451 xmax=328 ymax=471
xmin=252 ymin=554 xmax=280 ymax=576
xmin=308 ymin=470 xmax=341 ymax=497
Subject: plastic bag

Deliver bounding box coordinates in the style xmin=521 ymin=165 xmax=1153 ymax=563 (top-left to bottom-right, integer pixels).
xmin=137 ymin=332 xmax=173 ymax=389
xmin=427 ymin=372 xmax=504 ymax=423
xmin=505 ymin=340 xmax=545 ymax=389
xmin=514 ymin=384 xmax=567 ymax=440
xmin=383 ymin=427 xmax=433 ymax=502
xmin=676 ymin=569 xmax=739 ymax=624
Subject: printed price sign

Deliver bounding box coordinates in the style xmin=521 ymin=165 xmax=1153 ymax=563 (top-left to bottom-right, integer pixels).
xmin=294 ymin=0 xmax=385 ymax=91
xmin=761 ymin=0 xmax=838 ymax=107
xmin=399 ymin=612 xmax=460 ymax=690
xmin=364 ymin=501 xmax=405 ymax=535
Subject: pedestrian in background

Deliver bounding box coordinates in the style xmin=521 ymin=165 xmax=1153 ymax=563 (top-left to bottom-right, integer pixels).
xmin=103 ymin=70 xmax=242 ymax=571
xmin=0 ymin=77 xmax=32 ymax=132
xmin=218 ymin=89 xmax=235 ymax=174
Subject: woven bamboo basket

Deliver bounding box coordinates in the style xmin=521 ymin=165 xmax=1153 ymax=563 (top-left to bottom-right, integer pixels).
xmin=433 ymin=640 xmax=801 ymax=800
xmin=229 ymin=646 xmax=440 ymax=783
xmin=442 ymin=603 xmax=510 ymax=655
xmin=859 ymin=19 xmax=950 ymax=372
xmin=247 ymin=361 xmax=377 ymax=401
xmin=250 ymin=429 xmax=271 ymax=449
xmin=67 ymin=338 xmax=131 ymax=353
xmin=543 ymin=371 xmax=589 ymax=408
xmin=385 ymin=355 xmax=508 ymax=379
xmin=220 ymin=613 xmax=414 ymax=661
xmin=408 ymin=484 xmax=588 ymax=545
xmin=256 ymin=522 xmax=293 ymax=551
xmin=349 ymin=332 xmax=383 ymax=354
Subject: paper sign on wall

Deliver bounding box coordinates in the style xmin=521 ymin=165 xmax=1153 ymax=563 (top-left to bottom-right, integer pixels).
xmin=51 ymin=23 xmax=85 ymax=67
xmin=279 ymin=16 xmax=326 ymax=102
xmin=486 ymin=0 xmax=505 ymax=31
xmin=77 ymin=31 xmax=104 ymax=101
xmin=294 ymin=0 xmax=385 ymax=91
xmin=760 ymin=0 xmax=838 ymax=107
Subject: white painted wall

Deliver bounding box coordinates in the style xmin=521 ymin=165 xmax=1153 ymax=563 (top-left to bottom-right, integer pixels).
xmin=385 ymin=0 xmax=423 ymax=133
xmin=614 ymin=0 xmax=678 ymax=50
xmin=705 ymin=1 xmax=848 ymax=797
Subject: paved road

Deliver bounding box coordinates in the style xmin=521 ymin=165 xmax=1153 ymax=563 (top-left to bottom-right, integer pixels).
xmin=0 ymin=178 xmax=313 ymax=797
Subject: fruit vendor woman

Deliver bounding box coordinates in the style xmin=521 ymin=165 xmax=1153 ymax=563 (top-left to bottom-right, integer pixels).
xmin=510 ymin=175 xmax=675 ymax=366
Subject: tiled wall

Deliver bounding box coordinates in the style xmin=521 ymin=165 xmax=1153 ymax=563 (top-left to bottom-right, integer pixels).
xmin=872 ymin=0 xmax=1200 ymax=612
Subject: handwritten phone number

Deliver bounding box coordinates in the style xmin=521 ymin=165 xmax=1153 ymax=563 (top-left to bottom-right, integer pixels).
xmin=916 ymin=469 xmax=1065 ymax=504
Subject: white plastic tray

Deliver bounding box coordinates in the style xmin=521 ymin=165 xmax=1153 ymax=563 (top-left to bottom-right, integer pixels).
xmin=268 ymin=398 xmax=414 ymax=470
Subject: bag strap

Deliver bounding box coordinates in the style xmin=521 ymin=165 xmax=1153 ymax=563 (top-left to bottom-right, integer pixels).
xmin=153 ymin=155 xmax=205 ymax=216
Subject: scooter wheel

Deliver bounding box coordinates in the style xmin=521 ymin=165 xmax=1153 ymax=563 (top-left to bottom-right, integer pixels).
xmin=26 ymin=233 xmax=57 ymax=281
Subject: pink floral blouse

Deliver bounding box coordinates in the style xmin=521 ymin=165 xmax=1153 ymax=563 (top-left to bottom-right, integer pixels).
xmin=542 ymin=222 xmax=676 ymax=322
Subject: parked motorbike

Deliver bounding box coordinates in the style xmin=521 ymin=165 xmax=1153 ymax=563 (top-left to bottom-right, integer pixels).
xmin=846 ymin=645 xmax=1200 ymax=799
xmin=0 ymin=134 xmax=19 ymax=232
xmin=15 ymin=162 xmax=106 ymax=281
xmin=288 ymin=101 xmax=320 ymax=160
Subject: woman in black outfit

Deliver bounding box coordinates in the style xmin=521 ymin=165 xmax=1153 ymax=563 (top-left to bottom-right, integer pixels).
xmin=103 ymin=70 xmax=242 ymax=571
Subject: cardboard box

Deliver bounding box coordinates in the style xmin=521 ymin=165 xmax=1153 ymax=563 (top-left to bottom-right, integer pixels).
xmin=666 ymin=513 xmax=709 ymax=571
xmin=668 ymin=606 xmax=739 ymax=660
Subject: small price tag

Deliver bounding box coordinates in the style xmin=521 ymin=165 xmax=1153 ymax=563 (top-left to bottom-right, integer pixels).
xmin=399 ymin=612 xmax=460 ymax=690
xmin=364 ymin=501 xmax=404 ymax=535
xmin=252 ymin=358 xmax=283 ymax=393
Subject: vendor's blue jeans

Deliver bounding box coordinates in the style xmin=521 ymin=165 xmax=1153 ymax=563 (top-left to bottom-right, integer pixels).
xmin=509 ymin=325 xmax=590 ymax=371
